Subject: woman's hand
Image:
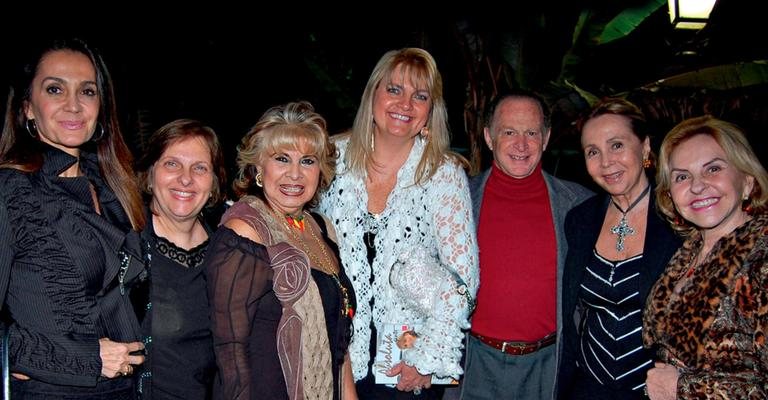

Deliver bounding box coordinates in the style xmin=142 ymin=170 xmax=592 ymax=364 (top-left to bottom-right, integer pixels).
xmin=388 ymin=362 xmax=432 ymax=393
xmin=646 ymin=362 xmax=679 ymax=400
xmin=99 ymin=338 xmax=145 ymax=378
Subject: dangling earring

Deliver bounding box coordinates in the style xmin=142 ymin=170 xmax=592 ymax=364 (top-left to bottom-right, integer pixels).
xmin=742 ymin=196 xmax=753 ymax=214
xmin=255 ymin=171 xmax=263 ymax=188
xmin=643 ymin=158 xmax=652 ymax=169
xmin=420 ymin=127 xmax=430 ymax=139
xmin=91 ymin=122 xmax=105 ymax=142
xmin=370 ymin=133 xmax=375 ymax=152
xmin=25 ymin=119 xmax=38 ymax=138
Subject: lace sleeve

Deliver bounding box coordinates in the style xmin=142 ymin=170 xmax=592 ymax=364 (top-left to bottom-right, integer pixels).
xmin=430 ymin=163 xmax=478 ymax=295
xmin=400 ymin=162 xmax=479 ymax=379
xmin=205 ymin=226 xmax=272 ymax=400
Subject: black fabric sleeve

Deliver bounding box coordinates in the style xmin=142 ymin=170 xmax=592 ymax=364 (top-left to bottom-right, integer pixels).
xmin=205 ymin=226 xmax=272 ymax=400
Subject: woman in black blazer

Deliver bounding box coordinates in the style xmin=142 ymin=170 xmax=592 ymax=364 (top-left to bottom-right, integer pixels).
xmin=556 ymin=99 xmax=681 ymax=399
xmin=0 ymin=37 xmax=146 ymax=398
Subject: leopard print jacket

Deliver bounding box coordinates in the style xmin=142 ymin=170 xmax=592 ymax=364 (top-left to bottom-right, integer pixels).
xmin=643 ymin=213 xmax=768 ymax=399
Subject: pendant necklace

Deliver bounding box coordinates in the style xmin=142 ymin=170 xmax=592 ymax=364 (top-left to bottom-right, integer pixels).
xmin=610 ymin=185 xmax=650 ymax=252
xmin=271 ymin=207 xmax=355 ymax=319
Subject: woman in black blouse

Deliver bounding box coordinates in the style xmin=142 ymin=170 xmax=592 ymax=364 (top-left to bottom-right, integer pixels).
xmin=133 ymin=119 xmax=226 ymax=399
xmin=556 ymin=98 xmax=681 ymax=399
xmin=0 ymin=38 xmax=146 ymax=398
xmin=204 ymin=101 xmax=356 ymax=400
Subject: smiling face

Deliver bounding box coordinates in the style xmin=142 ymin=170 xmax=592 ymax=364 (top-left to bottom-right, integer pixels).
xmin=24 ymin=50 xmax=100 ymax=156
xmin=483 ymin=97 xmax=549 ymax=179
xmin=581 ymin=113 xmax=651 ymax=198
xmin=150 ymin=136 xmax=214 ymax=224
xmin=371 ymin=64 xmax=431 ymax=141
xmin=260 ymin=141 xmax=321 ymax=216
xmin=668 ymin=133 xmax=755 ymax=242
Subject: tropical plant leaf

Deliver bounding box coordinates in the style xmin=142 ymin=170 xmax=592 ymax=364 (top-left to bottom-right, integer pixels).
xmin=564 ymin=79 xmax=602 ymax=106
xmin=599 ymin=0 xmax=666 ymax=44
xmin=640 ymin=61 xmax=768 ymax=90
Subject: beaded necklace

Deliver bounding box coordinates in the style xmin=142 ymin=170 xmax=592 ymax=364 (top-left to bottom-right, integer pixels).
xmin=284 ymin=213 xmax=306 ymax=231
xmin=272 ymin=208 xmax=354 ymax=318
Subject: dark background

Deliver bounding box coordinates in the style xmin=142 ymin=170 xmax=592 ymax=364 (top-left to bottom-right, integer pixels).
xmin=2 ymin=2 xmax=766 ymax=190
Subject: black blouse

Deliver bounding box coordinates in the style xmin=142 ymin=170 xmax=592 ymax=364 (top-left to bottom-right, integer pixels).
xmin=133 ymin=213 xmax=216 ymax=399
xmin=204 ymin=207 xmax=355 ymax=400
xmin=0 ymin=144 xmax=145 ymax=394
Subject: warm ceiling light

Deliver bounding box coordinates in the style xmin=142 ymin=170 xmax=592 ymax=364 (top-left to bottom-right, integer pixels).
xmin=668 ymin=0 xmax=717 ymax=29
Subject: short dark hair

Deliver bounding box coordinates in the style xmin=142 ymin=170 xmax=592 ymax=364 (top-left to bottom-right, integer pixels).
xmin=136 ymin=119 xmax=227 ymax=205
xmin=484 ymin=89 xmax=551 ymax=130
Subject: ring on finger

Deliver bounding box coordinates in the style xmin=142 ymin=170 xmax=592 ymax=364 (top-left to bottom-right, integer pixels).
xmin=413 ymin=386 xmax=422 ymax=396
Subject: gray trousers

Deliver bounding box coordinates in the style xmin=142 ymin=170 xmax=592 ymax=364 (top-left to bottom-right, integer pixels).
xmin=459 ymin=335 xmax=556 ymax=400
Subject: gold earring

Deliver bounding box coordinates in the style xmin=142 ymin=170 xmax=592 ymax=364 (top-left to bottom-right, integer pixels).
xmin=643 ymin=158 xmax=652 ymax=169
xmin=255 ymin=172 xmax=263 ymax=188
xmin=742 ymin=195 xmax=753 ymax=214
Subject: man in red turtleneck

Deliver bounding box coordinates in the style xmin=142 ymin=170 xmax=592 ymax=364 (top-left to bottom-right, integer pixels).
xmin=460 ymin=90 xmax=591 ymax=400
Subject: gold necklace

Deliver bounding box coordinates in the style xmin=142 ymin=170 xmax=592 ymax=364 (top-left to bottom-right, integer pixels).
xmin=271 ymin=208 xmax=337 ymax=275
xmin=270 ymin=207 xmax=354 ymax=318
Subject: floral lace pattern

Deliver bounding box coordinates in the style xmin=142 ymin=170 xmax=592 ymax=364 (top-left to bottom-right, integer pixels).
xmin=318 ymin=137 xmax=479 ymax=380
xmin=154 ymin=236 xmax=208 ymax=269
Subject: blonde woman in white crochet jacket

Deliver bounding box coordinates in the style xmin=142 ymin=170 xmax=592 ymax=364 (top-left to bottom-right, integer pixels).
xmin=319 ymin=48 xmax=479 ymax=400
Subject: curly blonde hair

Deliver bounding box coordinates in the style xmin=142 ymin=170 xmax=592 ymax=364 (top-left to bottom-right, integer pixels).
xmin=233 ymin=101 xmax=336 ymax=208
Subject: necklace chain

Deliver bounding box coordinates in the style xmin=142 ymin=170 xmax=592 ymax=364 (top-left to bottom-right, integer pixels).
xmin=272 ymin=208 xmax=337 ymax=275
xmin=270 ymin=207 xmax=354 ymax=318
xmin=609 ymin=185 xmax=651 ymax=252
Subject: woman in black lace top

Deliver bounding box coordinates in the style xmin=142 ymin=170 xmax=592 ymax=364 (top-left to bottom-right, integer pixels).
xmin=0 ymin=37 xmax=147 ymax=398
xmin=133 ymin=119 xmax=227 ymax=399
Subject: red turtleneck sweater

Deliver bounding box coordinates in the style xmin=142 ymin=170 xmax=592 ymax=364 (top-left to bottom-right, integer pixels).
xmin=472 ymin=163 xmax=557 ymax=341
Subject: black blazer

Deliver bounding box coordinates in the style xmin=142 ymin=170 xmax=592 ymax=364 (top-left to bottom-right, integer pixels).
xmin=555 ymin=191 xmax=682 ymax=398
xmin=0 ymin=145 xmax=145 ymax=389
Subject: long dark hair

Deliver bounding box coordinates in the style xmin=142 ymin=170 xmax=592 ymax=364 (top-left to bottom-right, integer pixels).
xmin=0 ymin=37 xmax=145 ymax=230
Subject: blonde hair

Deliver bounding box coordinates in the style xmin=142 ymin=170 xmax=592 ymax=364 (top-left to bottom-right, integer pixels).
xmin=345 ymin=47 xmax=464 ymax=184
xmin=233 ymin=101 xmax=336 ymax=207
xmin=656 ymin=115 xmax=768 ymax=236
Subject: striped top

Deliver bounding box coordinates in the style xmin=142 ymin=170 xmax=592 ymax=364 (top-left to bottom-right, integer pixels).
xmin=577 ymin=250 xmax=655 ymax=393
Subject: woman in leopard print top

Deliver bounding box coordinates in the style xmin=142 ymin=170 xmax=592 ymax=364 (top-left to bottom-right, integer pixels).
xmin=643 ymin=116 xmax=768 ymax=399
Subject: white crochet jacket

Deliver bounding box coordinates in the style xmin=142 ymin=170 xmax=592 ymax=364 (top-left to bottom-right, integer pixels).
xmin=318 ymin=136 xmax=479 ymax=381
